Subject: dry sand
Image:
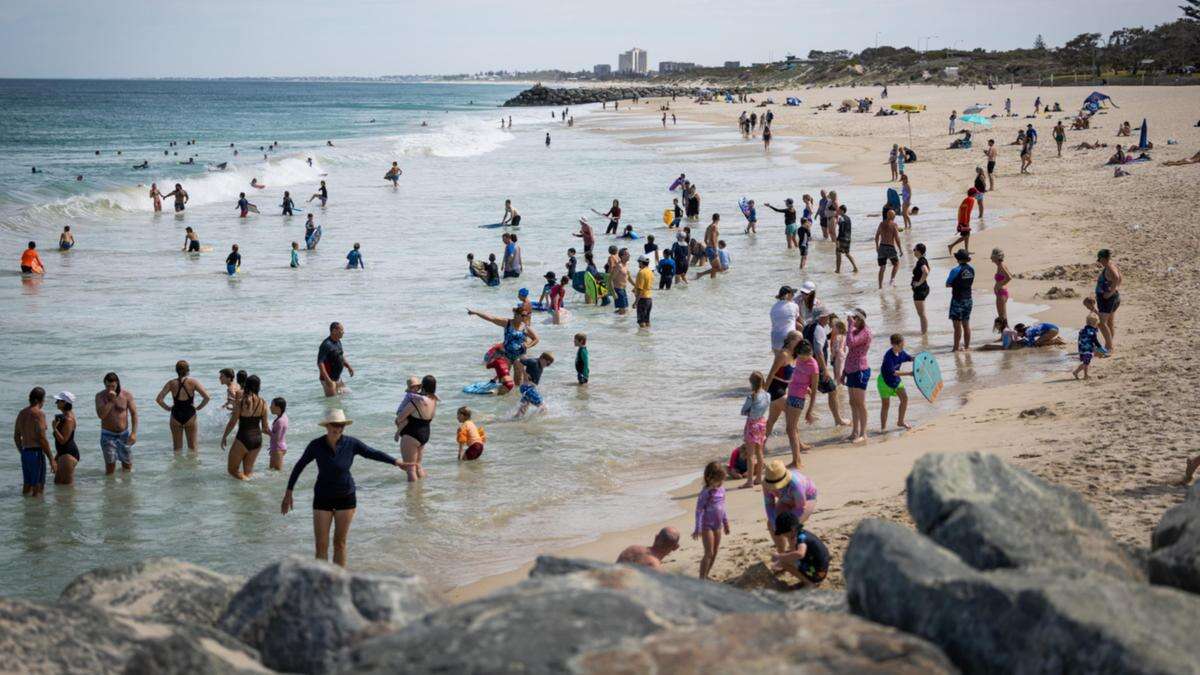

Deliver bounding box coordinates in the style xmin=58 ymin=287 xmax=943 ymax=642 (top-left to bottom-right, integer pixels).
xmin=451 ymin=84 xmax=1200 ymax=601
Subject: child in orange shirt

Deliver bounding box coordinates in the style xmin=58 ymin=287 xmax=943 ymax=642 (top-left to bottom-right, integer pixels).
xmin=456 ymin=407 xmax=487 ymax=461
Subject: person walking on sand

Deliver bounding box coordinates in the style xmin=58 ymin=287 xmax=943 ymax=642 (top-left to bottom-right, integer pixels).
xmin=1095 ymin=248 xmax=1122 ymax=352
xmin=617 ymin=527 xmax=681 ymax=569
xmin=878 ymin=334 xmax=915 ymax=431
xmin=15 ymin=387 xmax=56 ymax=497
xmin=1053 ymin=120 xmax=1066 ymax=158
xmin=991 ymin=248 xmax=1012 ymax=325
xmin=95 ymin=372 xmax=137 ymax=474
xmin=842 ymin=309 xmax=872 ymax=444
xmin=154 ymin=360 xmax=211 ymax=453
xmin=805 ymin=310 xmax=849 ymax=427
xmin=282 ymin=409 xmax=407 ymax=568
xmin=911 ymin=243 xmax=931 ymax=335
xmin=947 ymin=249 xmax=976 ymax=352
xmin=973 ymin=167 xmax=988 ymax=217
xmin=693 ymin=461 xmax=731 ymax=580
xmin=874 ymin=208 xmax=903 ymax=289
xmin=220 ymin=374 xmax=270 ymax=480
xmin=949 ymin=110 xmax=957 ymax=135
xmin=985 ymin=140 xmax=998 ymax=191
xmin=948 ymin=188 xmax=978 ymax=255
xmin=318 ymin=322 xmax=355 ymax=397
xmin=889 ymin=144 xmax=900 ymax=181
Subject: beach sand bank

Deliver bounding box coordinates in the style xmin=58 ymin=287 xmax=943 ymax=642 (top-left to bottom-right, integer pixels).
xmin=453 ymin=84 xmax=1199 ymax=601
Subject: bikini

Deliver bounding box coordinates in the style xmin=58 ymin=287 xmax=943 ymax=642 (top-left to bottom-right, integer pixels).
xmin=171 ymin=376 xmax=196 ymax=425
xmin=994 ymin=273 xmax=1009 ymax=299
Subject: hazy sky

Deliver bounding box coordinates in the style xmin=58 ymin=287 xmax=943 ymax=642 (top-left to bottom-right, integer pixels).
xmin=0 ymin=0 xmax=1184 ymax=78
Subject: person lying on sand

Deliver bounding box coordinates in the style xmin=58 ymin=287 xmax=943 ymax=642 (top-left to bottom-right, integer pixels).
xmin=1072 ymin=141 xmax=1108 ymax=150
xmin=979 ymin=322 xmax=1065 ymax=351
xmin=1162 ymin=151 xmax=1200 ymax=166
xmin=616 ymin=527 xmax=680 ymax=569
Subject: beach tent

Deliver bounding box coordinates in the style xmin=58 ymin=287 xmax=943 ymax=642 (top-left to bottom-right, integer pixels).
xmin=1082 ymin=91 xmax=1116 ymax=112
xmin=785 ymin=97 xmax=801 ymax=106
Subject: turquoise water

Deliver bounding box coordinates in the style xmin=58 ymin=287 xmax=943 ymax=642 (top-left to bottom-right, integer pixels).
xmin=0 ymin=80 xmax=1063 ymax=598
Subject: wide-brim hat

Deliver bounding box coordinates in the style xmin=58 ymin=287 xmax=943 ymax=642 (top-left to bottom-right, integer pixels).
xmin=318 ymin=409 xmax=353 ymax=428
xmin=764 ymin=460 xmax=792 ymax=490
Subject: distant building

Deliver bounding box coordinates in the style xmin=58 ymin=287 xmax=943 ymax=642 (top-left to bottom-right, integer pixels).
xmin=659 ymin=61 xmax=697 ymax=73
xmin=618 ymin=48 xmax=648 ymax=74
xmin=724 ymin=61 xmax=741 ymax=69
xmin=594 ymin=64 xmax=612 ymax=77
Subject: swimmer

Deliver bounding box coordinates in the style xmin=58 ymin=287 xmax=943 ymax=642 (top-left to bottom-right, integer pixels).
xmin=515 ymin=352 xmax=554 ymax=418
xmin=58 ymin=227 xmax=74 ymax=251
xmin=308 ymin=180 xmax=328 ymax=207
xmin=385 ymin=162 xmax=402 ymax=187
xmin=225 ymin=244 xmax=241 ymax=276
xmin=250 ymin=178 xmax=266 ymax=189
xmin=20 ymin=241 xmax=43 ymax=275
xmin=182 ymin=226 xmax=201 ymax=253
xmin=500 ymin=199 xmax=521 ymax=227
xmin=346 ymin=243 xmax=364 ymax=269
xmin=162 ymin=183 xmax=188 ymax=212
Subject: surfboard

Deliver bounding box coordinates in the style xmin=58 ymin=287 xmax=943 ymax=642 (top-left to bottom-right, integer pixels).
xmin=479 ymin=222 xmax=513 ymax=229
xmin=886 ymin=188 xmax=902 ymax=212
xmin=463 ymin=381 xmax=499 ymax=395
xmin=583 ymin=272 xmax=599 ymax=304
xmin=668 ymin=176 xmax=684 ymax=191
xmin=185 ymin=246 xmax=214 ymax=254
xmin=912 ymin=351 xmax=943 ymax=403
xmin=30 ymin=260 xmax=44 ymax=274
xmin=305 ymin=226 xmax=322 ymax=250
xmin=739 ymin=198 xmax=752 ymax=219
xmin=662 ymin=208 xmax=674 ymax=225
xmin=247 ymin=204 xmax=260 ymax=214
xmin=530 ymin=301 xmax=548 ymax=312
xmin=890 ymin=103 xmax=927 ymax=113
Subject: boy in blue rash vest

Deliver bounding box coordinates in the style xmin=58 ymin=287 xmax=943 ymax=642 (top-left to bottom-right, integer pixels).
xmin=1012 ymin=322 xmax=1063 ymax=348
xmin=770 ymin=512 xmax=830 ymax=586
xmin=946 ymin=248 xmax=975 ymax=351
xmin=657 ymin=253 xmax=675 ymax=290
xmin=574 ymin=334 xmax=588 ymax=385
xmin=225 ymin=244 xmax=241 ymax=276
xmin=516 ymin=352 xmax=554 ymax=418
xmin=346 ymin=243 xmax=364 ymax=269
xmin=237 ymin=192 xmax=250 ymax=218
xmin=1073 ymin=315 xmax=1107 ymax=380
xmin=744 ymin=199 xmax=757 ymax=234
xmin=877 ymin=333 xmax=914 ymax=431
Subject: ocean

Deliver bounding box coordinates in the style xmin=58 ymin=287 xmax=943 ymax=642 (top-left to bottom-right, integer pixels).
xmin=0 ymin=79 xmax=1061 ymax=598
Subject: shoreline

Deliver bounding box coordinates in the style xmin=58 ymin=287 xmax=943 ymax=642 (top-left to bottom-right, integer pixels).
xmin=451 ymin=83 xmax=1198 ymax=601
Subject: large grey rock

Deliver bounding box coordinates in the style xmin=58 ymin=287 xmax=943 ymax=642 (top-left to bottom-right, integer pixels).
xmin=337 ymin=564 xmax=789 ymax=674
xmin=61 ymin=557 xmax=242 ymax=627
xmin=907 ymin=452 xmax=1140 ymax=579
xmin=845 ymin=519 xmax=1200 ymax=674
xmin=751 ymin=588 xmax=850 ymax=613
xmin=217 ymin=556 xmax=440 ymax=674
xmin=123 ymin=633 xmax=272 ymax=675
xmin=529 ymin=555 xmax=611 ymax=577
xmin=1150 ymin=497 xmax=1200 ymax=593
xmin=572 ymin=611 xmax=956 ymax=674
xmin=0 ymin=597 xmax=261 ymax=675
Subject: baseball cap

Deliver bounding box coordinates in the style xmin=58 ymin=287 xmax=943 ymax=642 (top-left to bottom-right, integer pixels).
xmin=54 ymin=391 xmax=76 ymax=405
xmin=799 ymin=281 xmax=816 ymax=294
xmin=637 ymin=255 xmax=649 ymax=263
xmin=518 ymin=288 xmax=529 ymax=297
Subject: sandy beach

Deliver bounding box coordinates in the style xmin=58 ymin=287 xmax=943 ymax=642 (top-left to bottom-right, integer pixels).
xmin=453 ymin=83 xmax=1200 ymax=601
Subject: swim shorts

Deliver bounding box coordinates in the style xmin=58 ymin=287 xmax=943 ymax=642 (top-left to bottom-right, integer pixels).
xmin=787 ymin=396 xmax=806 ymax=409
xmin=836 ymin=240 xmax=850 ymax=254
xmin=705 ymin=247 xmax=717 ymax=261
xmin=843 ymin=369 xmax=871 ymax=390
xmin=226 ymin=263 xmax=237 ymax=276
xmin=1079 ymin=352 xmax=1094 ymax=365
xmin=20 ymin=449 xmax=46 ymax=486
xmin=877 ymin=244 xmax=899 ymax=266
xmin=463 ymin=443 xmax=484 ymax=461
xmin=519 ymin=383 xmax=543 ymax=407
xmin=614 ymin=288 xmax=629 ymax=309
xmin=786 ymin=223 xmax=799 ymax=236
xmin=743 ymin=417 xmax=767 ymax=445
xmin=987 ymin=160 xmax=996 ymax=174
xmin=876 ymin=374 xmax=904 ymax=399
xmin=313 ymin=492 xmax=357 ymax=512
xmin=100 ymin=429 xmax=132 ymax=465
xmin=949 ymin=297 xmax=973 ymax=322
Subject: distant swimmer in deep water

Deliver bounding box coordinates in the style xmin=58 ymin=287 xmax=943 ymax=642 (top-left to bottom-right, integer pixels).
xmin=133 ymin=161 xmax=149 ymax=169
xmin=385 ymin=162 xmax=402 ymax=187
xmin=179 ymin=157 xmax=194 ymax=165
xmin=162 ymin=183 xmax=188 ymax=212
xmin=31 ymin=167 xmax=41 ymax=174
xmin=182 ymin=226 xmax=201 ymax=252
xmin=326 ymin=140 xmax=334 ymax=147
xmin=250 ymin=178 xmax=266 ymax=189
xmin=545 ymin=132 xmax=551 ymax=147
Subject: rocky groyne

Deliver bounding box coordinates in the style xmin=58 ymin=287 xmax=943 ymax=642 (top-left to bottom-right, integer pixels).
xmin=502 ymin=83 xmax=752 ymax=107
xmin=5 ymin=452 xmax=1199 ymax=674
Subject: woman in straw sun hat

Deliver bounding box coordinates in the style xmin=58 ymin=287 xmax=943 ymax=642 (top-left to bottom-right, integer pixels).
xmin=282 ymin=409 xmax=407 ymax=567
xmin=761 ymin=459 xmax=818 ymax=552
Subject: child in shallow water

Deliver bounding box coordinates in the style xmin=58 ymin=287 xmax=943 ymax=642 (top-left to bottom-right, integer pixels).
xmin=693 ymin=461 xmax=731 ymax=580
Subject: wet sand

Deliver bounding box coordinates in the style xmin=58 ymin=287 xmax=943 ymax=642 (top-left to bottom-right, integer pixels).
xmin=452 ymin=84 xmax=1200 ymax=599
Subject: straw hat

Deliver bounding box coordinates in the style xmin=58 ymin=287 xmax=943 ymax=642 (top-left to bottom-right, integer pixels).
xmin=317 ymin=409 xmax=353 ymax=428
xmin=763 ymin=460 xmax=793 ymax=490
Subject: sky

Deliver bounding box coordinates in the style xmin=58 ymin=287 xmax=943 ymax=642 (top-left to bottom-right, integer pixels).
xmin=0 ymin=0 xmax=1185 ymax=78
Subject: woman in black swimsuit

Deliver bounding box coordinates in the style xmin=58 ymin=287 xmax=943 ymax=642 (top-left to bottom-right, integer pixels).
xmin=221 ymin=374 xmax=270 ymax=480
xmin=155 ymin=360 xmax=211 ymax=453
xmin=52 ymin=391 xmax=79 ymax=485
xmin=394 ymin=375 xmax=438 ymax=482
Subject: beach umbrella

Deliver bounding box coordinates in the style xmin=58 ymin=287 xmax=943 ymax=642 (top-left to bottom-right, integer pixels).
xmin=960 ymin=113 xmax=991 ymax=127
xmin=1138 ymin=118 xmax=1148 ymax=150
xmin=963 ymin=103 xmax=989 ymax=115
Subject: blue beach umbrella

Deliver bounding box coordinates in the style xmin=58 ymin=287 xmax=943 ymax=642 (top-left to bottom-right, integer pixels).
xmin=960 ymin=113 xmax=991 ymax=127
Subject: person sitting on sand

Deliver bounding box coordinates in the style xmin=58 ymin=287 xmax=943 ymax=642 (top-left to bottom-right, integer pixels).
xmin=1117 ymin=121 xmax=1132 ymax=137
xmin=616 ymin=527 xmax=680 ymax=569
xmin=1011 ymin=130 xmax=1026 ymax=146
xmin=770 ymin=512 xmax=830 ymax=587
xmin=1108 ymin=145 xmax=1127 ymax=165
xmin=1162 ymin=151 xmax=1200 ymax=166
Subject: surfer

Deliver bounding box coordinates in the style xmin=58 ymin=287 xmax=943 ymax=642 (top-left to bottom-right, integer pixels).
xmin=162 ymin=183 xmax=188 ymax=213
xmin=20 ymin=242 xmax=43 ymax=274
xmin=237 ymin=193 xmax=251 ymax=218
xmin=500 ymin=199 xmax=521 ymax=227
xmin=281 ymin=191 xmax=295 ymax=216
xmin=385 ymin=162 xmax=402 ymax=187
xmin=308 ymin=180 xmax=328 ymax=207
xmin=250 ymin=178 xmax=265 ymax=189
xmin=225 ymin=245 xmax=241 ymax=276
xmin=304 ymin=217 xmax=319 ymax=250
xmin=58 ymin=227 xmax=74 ymax=251
xmin=149 ymin=183 xmax=163 ymax=212
xmin=182 ymin=227 xmax=201 ymax=253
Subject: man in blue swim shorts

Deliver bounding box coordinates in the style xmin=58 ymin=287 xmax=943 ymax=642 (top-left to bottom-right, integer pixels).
xmin=516 ymin=352 xmax=554 ymax=418
xmin=94 ymin=372 xmax=138 ymax=473
xmin=15 ymin=387 xmax=56 ymax=497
